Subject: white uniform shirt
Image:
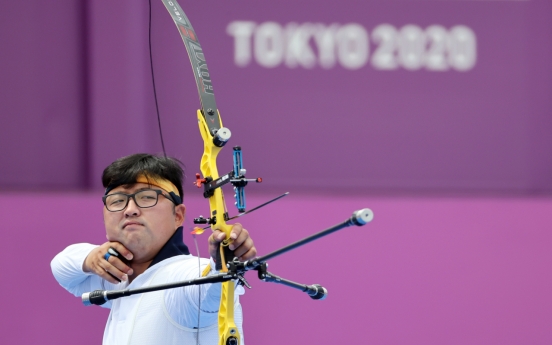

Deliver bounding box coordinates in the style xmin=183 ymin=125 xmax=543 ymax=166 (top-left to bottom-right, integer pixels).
xmin=51 ymin=243 xmax=245 ymax=345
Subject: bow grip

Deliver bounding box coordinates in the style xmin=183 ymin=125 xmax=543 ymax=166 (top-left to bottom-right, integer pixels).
xmin=216 ymin=243 xmax=236 ymax=271
xmin=214 ymin=223 xmax=236 ymax=271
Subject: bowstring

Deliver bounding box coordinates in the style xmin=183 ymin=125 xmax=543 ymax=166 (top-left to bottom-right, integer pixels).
xmin=149 ymin=0 xmax=167 ymax=158
xmin=192 ymin=234 xmax=203 ymax=345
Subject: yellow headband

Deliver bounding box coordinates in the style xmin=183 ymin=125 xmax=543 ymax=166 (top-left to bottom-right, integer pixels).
xmin=136 ymin=174 xmax=180 ymax=197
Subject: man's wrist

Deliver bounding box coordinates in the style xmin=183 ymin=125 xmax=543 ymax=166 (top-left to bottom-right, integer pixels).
xmin=81 ymin=245 xmax=99 ymax=273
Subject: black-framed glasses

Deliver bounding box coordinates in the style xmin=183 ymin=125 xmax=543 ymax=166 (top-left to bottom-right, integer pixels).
xmin=102 ymin=189 xmax=174 ymax=212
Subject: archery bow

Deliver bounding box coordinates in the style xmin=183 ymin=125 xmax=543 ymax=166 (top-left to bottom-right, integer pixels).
xmin=159 ymin=1 xmax=244 ymax=344
xmin=81 ymin=3 xmax=375 ymax=344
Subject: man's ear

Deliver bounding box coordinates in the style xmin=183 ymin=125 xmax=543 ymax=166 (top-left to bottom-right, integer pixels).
xmin=174 ymin=204 xmax=186 ymax=227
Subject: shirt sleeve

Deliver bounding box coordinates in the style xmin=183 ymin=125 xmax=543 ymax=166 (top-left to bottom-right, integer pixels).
xmin=50 ymin=243 xmax=122 ymax=309
xmin=164 ymin=257 xmax=245 ymax=331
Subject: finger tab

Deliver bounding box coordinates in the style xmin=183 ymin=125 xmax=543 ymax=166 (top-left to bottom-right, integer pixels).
xmin=106 ymin=271 xmax=122 ymax=283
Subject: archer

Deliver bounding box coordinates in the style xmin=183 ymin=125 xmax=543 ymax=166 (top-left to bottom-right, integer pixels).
xmin=51 ymin=153 xmax=256 ymax=344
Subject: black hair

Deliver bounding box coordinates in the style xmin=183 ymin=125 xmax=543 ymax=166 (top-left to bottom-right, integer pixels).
xmin=102 ymin=153 xmax=185 ymax=202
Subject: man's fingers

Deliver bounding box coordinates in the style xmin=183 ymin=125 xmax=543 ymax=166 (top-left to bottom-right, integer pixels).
xmin=210 ymin=230 xmax=227 ymax=244
xmin=209 ymin=224 xmax=254 ymax=261
xmin=93 ymin=261 xmax=119 ymax=284
xmin=102 ymin=271 xmax=122 ymax=285
xmin=96 ymin=242 xmax=133 ymax=283
xmin=229 ymin=223 xmax=243 ymax=241
xmin=106 ymin=255 xmax=134 ymax=275
xmin=238 ymin=246 xmax=257 ymax=262
xmin=83 ymin=242 xmax=134 ymax=283
xmin=211 ymin=224 xmax=244 ymax=245
xmin=232 ymin=237 xmax=255 ymax=258
xmin=109 ymin=242 xmax=133 ymax=260
xmin=229 ymin=226 xmax=249 ymax=251
xmin=98 ymin=260 xmax=129 ymax=284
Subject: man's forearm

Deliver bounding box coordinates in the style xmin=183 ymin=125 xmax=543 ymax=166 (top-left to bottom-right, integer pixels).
xmin=51 ymin=243 xmax=101 ymax=297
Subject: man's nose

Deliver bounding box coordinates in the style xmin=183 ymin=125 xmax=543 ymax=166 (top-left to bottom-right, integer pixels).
xmin=124 ymin=196 xmax=141 ymax=216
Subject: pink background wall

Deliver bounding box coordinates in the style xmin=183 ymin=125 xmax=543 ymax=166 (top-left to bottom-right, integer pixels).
xmin=1 ymin=193 xmax=550 ymax=344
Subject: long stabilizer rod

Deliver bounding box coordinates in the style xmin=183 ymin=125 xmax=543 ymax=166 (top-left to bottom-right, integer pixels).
xmin=82 ymin=272 xmax=234 ymax=306
xmin=244 ymin=208 xmax=374 ymax=270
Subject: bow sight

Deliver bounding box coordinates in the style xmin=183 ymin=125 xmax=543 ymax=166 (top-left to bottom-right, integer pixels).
xmin=194 ymin=145 xmax=262 ymax=219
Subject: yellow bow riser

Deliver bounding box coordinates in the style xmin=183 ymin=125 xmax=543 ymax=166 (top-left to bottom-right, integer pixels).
xmin=197 ymin=109 xmax=239 ymax=345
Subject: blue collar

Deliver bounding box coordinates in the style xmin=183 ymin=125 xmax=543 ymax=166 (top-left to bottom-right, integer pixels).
xmin=149 ymin=226 xmax=190 ymax=267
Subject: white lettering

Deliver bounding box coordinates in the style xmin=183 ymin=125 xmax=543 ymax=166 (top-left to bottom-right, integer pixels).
xmin=371 ymin=24 xmax=398 ymax=70
xmin=285 ymin=23 xmax=316 ymax=69
xmin=425 ymin=25 xmax=449 ymax=71
xmin=448 ymin=25 xmax=477 ymax=71
xmin=313 ymin=24 xmax=338 ymax=69
xmin=254 ymin=22 xmax=284 ymax=68
xmin=226 ymin=21 xmax=477 ymax=72
xmin=336 ymin=24 xmax=368 ymax=70
xmin=398 ymin=25 xmax=426 ymax=70
xmin=226 ymin=21 xmax=256 ymax=67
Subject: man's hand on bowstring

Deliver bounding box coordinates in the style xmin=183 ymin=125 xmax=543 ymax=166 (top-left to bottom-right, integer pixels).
xmin=83 ymin=242 xmax=134 ymax=284
xmin=209 ymin=223 xmax=257 ymax=262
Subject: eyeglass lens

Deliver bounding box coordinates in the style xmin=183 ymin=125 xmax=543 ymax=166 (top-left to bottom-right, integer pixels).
xmin=105 ymin=190 xmax=159 ymax=211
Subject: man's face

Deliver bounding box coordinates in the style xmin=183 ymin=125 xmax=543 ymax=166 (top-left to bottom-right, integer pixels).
xmin=103 ymin=182 xmax=185 ymax=263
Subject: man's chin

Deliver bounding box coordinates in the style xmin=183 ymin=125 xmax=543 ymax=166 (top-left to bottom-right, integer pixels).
xmin=108 ymin=232 xmax=159 ymax=263
xmin=107 ymin=235 xmax=140 ymax=256
xmin=122 ymin=240 xmax=153 ymax=262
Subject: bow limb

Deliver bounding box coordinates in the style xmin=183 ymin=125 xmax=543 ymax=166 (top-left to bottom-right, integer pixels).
xmin=159 ymin=1 xmax=239 ymax=344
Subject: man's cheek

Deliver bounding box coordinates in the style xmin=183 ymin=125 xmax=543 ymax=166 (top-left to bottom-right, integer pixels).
xmin=104 ymin=219 xmax=120 ymax=242
xmin=105 ymin=229 xmax=118 ymax=242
